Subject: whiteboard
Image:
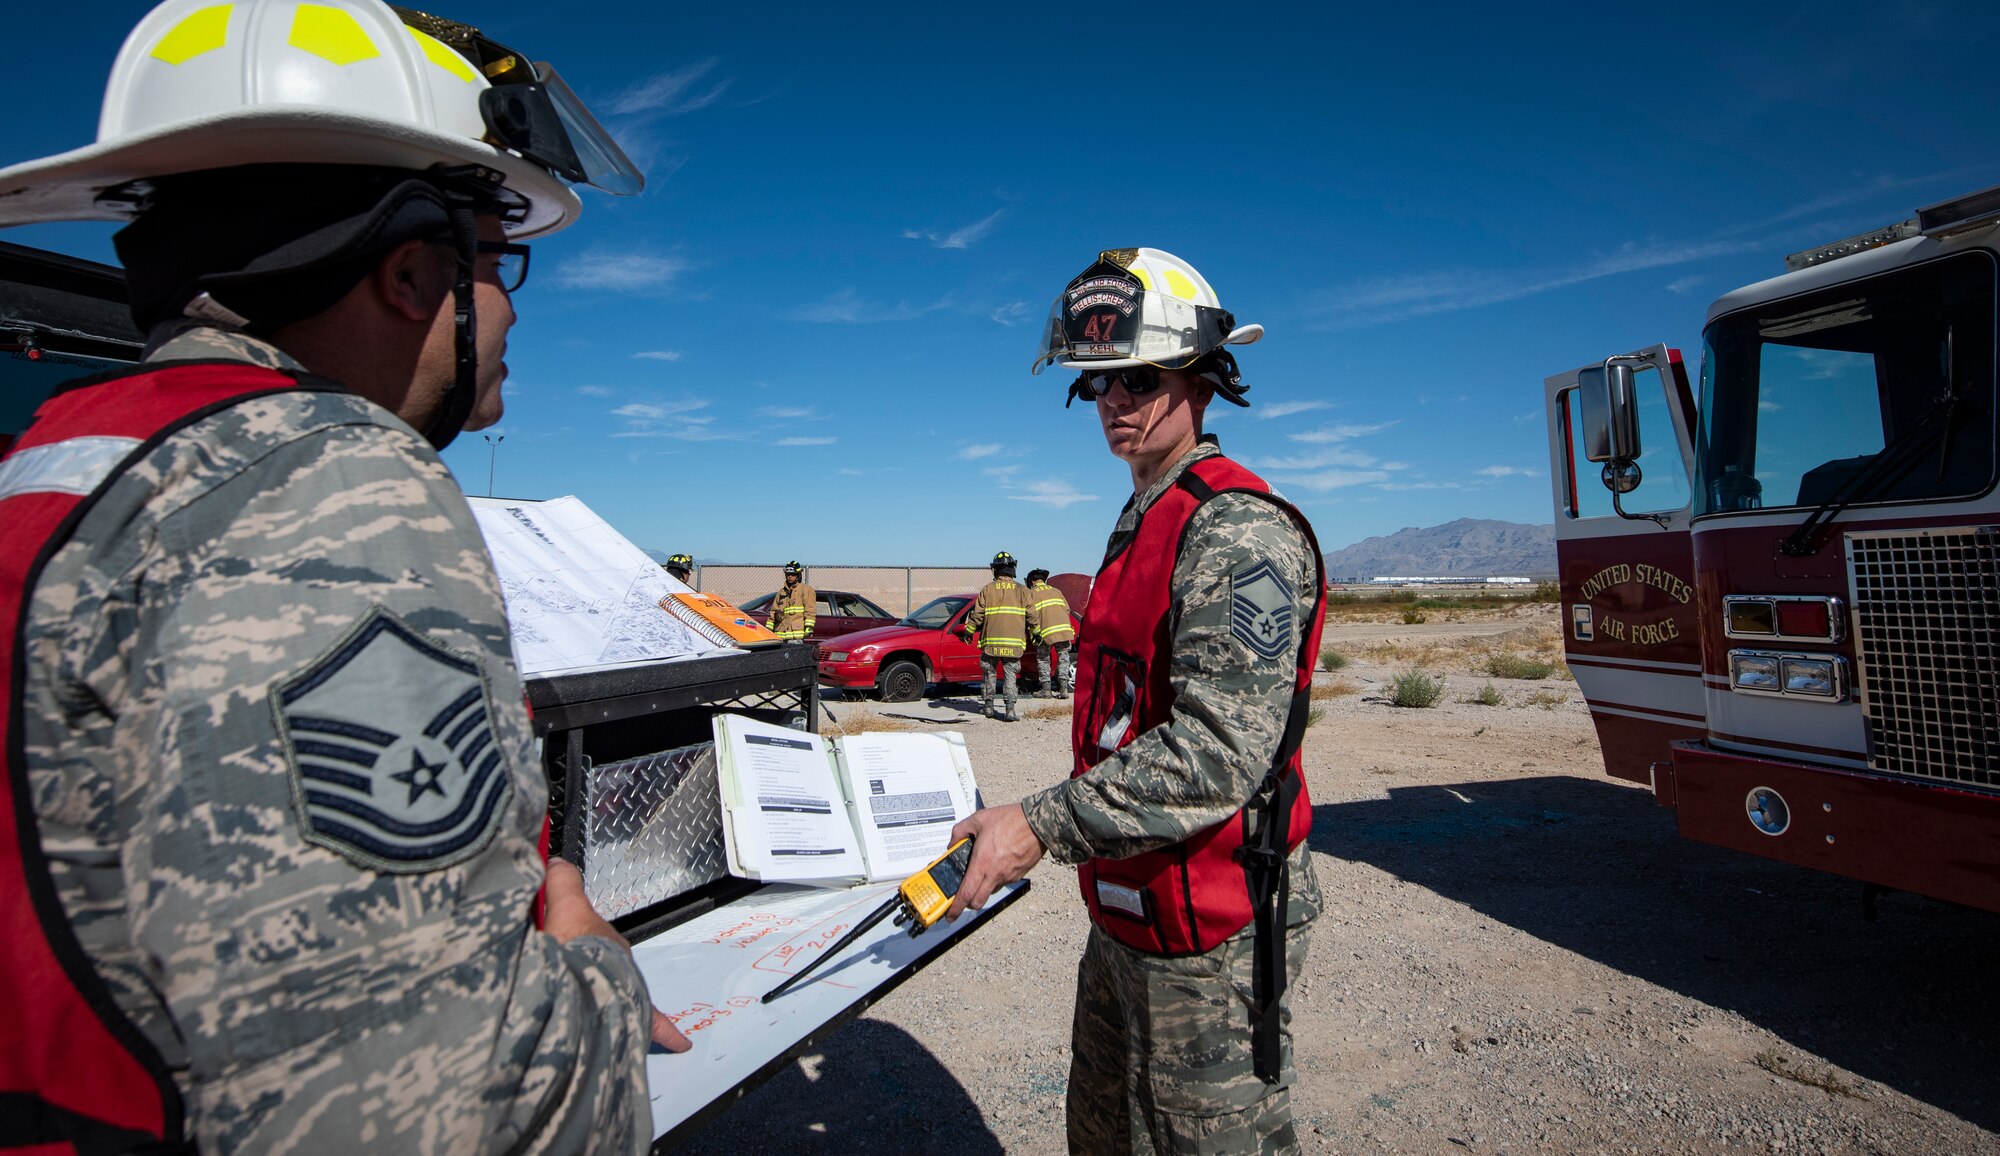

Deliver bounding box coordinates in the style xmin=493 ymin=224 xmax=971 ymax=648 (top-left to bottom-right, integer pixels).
xmin=633 ymin=879 xmax=1027 ymax=1143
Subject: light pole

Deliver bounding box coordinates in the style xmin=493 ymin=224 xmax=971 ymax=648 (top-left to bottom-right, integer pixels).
xmin=483 ymin=433 xmax=504 ymax=496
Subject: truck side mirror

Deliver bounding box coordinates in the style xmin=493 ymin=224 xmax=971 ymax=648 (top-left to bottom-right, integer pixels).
xmin=1578 ymin=363 xmax=1641 ymax=464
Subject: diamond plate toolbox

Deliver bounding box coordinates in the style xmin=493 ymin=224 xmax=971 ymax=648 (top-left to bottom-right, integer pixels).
xmin=583 ymin=742 xmax=728 ymax=919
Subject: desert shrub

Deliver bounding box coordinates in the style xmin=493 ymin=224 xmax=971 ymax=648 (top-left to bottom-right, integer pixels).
xmin=1463 ymin=682 xmax=1505 ymax=706
xmin=1529 ymin=580 xmax=1561 ymax=603
xmin=1326 ymin=590 xmax=1363 ymax=605
xmin=1522 ymin=689 xmax=1569 ymax=710
xmin=1306 ymin=706 xmax=1326 ymax=727
xmin=1390 ymin=670 xmax=1445 ymax=708
xmin=1485 ymin=653 xmax=1555 ymax=680
xmin=1400 ymin=606 xmax=1428 ymax=625
xmin=1310 ymin=681 xmax=1359 ymax=701
xmin=1319 ymin=649 xmax=1351 ymax=672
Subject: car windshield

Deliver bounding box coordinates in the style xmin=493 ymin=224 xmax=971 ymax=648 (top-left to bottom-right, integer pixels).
xmin=1695 ymin=250 xmax=1996 ymax=516
xmin=900 ymin=596 xmax=969 ymax=629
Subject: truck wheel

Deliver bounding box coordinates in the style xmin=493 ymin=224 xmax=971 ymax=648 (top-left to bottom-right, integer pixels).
xmin=878 ymin=660 xmax=925 ymax=703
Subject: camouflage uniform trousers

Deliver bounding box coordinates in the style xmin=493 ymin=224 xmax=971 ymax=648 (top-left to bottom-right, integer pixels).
xmin=1037 ymin=641 xmax=1074 ymax=698
xmin=979 ymin=653 xmax=1020 ymax=718
xmin=1067 ymin=920 xmax=1314 ymax=1155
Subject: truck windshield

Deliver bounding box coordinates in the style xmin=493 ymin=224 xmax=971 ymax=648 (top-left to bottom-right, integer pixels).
xmin=1695 ymin=251 xmax=1996 ymax=516
xmin=900 ymin=596 xmax=969 ymax=629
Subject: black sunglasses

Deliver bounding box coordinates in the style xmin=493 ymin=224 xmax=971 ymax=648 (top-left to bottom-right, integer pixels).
xmin=427 ymin=239 xmax=532 ymax=292
xmin=1072 ymin=365 xmax=1165 ymax=401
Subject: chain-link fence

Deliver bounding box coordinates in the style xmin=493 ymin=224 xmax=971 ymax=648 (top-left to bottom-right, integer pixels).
xmin=691 ymin=565 xmax=993 ymax=616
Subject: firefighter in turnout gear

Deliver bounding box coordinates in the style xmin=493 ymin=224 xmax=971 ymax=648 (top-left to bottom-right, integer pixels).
xmin=765 ymin=561 xmax=816 ymax=641
xmin=950 ymin=248 xmax=1325 ymax=1154
xmin=0 ymin=2 xmax=683 ymax=1152
xmin=665 ymin=552 xmax=695 ymax=583
xmin=963 ymin=551 xmax=1033 ymax=720
xmin=1027 ymin=568 xmax=1076 ymax=698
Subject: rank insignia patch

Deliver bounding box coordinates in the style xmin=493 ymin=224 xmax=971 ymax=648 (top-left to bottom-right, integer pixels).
xmin=273 ymin=607 xmax=511 ymax=873
xmin=1230 ymin=560 xmax=1295 ymax=661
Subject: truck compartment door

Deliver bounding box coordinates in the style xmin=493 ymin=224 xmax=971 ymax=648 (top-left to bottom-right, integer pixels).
xmin=1544 ymin=345 xmax=1705 ymax=787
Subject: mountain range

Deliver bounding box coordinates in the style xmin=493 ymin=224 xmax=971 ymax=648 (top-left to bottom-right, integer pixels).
xmin=1321 ymin=518 xmax=1555 ymax=580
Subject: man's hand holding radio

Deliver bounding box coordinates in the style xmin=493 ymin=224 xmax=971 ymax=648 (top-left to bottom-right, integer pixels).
xmin=945 ymin=804 xmax=1045 ymax=920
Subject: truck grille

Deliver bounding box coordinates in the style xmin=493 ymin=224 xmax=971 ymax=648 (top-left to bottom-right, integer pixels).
xmin=1847 ymin=527 xmax=2000 ymax=789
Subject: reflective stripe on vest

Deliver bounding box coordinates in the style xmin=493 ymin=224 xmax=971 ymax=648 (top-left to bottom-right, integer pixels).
xmin=1 ymin=361 xmax=325 ymax=1152
xmin=1068 ymin=455 xmax=1326 ymax=956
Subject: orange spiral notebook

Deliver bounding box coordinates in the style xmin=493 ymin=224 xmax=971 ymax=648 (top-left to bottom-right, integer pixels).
xmin=659 ymin=592 xmax=786 ymax=649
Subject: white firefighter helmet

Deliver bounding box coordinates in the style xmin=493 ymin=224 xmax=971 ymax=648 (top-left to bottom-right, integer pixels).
xmin=0 ymin=0 xmax=642 ymax=237
xmin=1030 ymin=247 xmax=1264 ymax=375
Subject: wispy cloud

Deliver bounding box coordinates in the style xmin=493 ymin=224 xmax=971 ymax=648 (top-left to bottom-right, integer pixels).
xmin=1258 ymin=447 xmax=1380 ymax=471
xmin=633 ymin=350 xmax=683 ymax=362
xmin=1258 ymin=400 xmax=1332 ymax=420
xmin=604 ymin=58 xmax=731 ymax=118
xmin=1006 ymin=480 xmax=1099 ymax=508
xmin=552 ymin=251 xmax=689 ymax=293
xmin=609 ymin=398 xmax=737 ymax=440
xmin=1287 ymin=420 xmax=1398 ymax=444
xmin=1267 ymin=470 xmax=1390 ymax=492
xmin=990 ymin=300 xmax=1033 ymax=326
xmin=1475 ymin=465 xmax=1539 ymax=478
xmin=776 ymin=436 xmax=837 ymax=447
xmin=577 ymin=384 xmax=613 ymax=397
xmin=957 ymin=443 xmax=1005 ymax=460
xmin=983 ymin=464 xmax=1025 ymax=478
xmin=1311 ymin=239 xmax=1753 ymax=329
xmin=1664 ymin=275 xmax=1705 ymax=296
xmin=790 ymin=288 xmax=955 ymax=323
xmin=903 ymin=209 xmax=1005 ymax=250
xmin=757 ymin=405 xmax=824 ymax=420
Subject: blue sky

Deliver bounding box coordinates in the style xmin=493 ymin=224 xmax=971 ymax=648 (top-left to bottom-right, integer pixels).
xmin=11 ymin=2 xmax=2000 ymax=572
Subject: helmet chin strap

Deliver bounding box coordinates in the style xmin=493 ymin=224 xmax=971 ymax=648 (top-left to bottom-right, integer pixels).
xmin=423 ymin=199 xmax=481 ymax=451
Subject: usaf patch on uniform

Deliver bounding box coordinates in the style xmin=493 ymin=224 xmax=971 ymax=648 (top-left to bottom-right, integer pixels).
xmin=1230 ymin=560 xmax=1295 ymax=660
xmin=272 ymin=607 xmax=511 ymax=873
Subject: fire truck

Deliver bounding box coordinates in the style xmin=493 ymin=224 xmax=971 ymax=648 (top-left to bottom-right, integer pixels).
xmin=1544 ymin=184 xmax=2000 ymax=914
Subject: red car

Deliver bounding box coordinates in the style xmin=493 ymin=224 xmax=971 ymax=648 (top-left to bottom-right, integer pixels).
xmin=816 ymin=594 xmax=1077 ymax=702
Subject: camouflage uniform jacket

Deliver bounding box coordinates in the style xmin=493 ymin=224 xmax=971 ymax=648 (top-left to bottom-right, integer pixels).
xmin=963 ymin=578 xmax=1032 ymax=658
xmin=18 ymin=322 xmax=653 ymax=1154
xmin=1020 ymin=436 xmax=1323 ymax=927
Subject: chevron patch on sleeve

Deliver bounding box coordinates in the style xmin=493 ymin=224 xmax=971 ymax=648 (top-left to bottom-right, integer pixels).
xmin=1228 ymin=559 xmax=1295 ymax=661
xmin=273 ymin=607 xmax=512 ymax=874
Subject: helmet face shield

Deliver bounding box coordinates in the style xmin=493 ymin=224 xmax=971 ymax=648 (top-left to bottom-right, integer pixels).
xmin=1031 ymin=257 xmax=1237 ymax=374
xmin=393 ymin=7 xmax=642 ymax=195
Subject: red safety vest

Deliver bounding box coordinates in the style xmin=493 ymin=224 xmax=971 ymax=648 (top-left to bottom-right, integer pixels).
xmin=1 ymin=361 xmax=324 ymax=1155
xmin=1070 ymin=455 xmax=1326 ymax=956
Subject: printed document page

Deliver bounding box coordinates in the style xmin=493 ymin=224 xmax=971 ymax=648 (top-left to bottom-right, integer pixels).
xmin=833 ymin=731 xmax=979 ymax=881
xmin=714 ymin=715 xmax=865 ymax=882
xmin=467 ymin=495 xmax=725 ymax=676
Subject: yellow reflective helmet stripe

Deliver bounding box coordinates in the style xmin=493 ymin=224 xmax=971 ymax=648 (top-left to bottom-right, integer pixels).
xmin=406 ymin=25 xmax=476 ymax=82
xmin=288 ymin=3 xmax=380 ymax=66
xmin=150 ymin=3 xmax=233 ymax=65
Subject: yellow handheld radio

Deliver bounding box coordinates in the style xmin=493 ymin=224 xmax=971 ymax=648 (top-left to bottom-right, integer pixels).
xmin=761 ymin=837 xmax=974 ymax=1003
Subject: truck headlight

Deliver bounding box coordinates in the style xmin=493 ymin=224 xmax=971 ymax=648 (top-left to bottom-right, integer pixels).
xmin=1781 ymin=656 xmax=1836 ymax=697
xmin=1731 ymin=653 xmax=1780 ymax=691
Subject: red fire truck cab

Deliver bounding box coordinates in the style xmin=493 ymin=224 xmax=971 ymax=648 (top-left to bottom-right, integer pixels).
xmin=1545 ymin=185 xmax=2000 ymax=913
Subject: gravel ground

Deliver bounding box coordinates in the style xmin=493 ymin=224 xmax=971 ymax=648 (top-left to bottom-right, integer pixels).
xmin=677 ymin=605 xmax=2000 ymax=1155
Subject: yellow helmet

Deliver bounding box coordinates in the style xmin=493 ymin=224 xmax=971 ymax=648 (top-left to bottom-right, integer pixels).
xmin=0 ymin=0 xmax=641 ymax=236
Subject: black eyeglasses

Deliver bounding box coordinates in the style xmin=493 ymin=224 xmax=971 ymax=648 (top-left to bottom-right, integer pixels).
xmin=1073 ymin=365 xmax=1165 ymax=400
xmin=427 ymin=239 xmax=532 ymax=292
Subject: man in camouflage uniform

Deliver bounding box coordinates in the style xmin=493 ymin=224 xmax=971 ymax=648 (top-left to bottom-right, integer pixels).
xmin=951 ymin=248 xmax=1321 ymax=1154
xmin=962 ymin=550 xmax=1033 ymax=721
xmin=0 ymin=2 xmax=681 ymax=1151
